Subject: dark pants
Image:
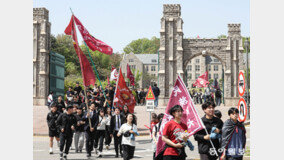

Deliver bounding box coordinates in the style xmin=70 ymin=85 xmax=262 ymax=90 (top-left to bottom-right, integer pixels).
xmin=122 ymin=144 xmax=135 ymax=160
xmin=94 ymin=130 xmax=105 ymax=152
xmin=113 ymin=130 xmax=122 ymax=155
xmin=200 ymin=154 xmax=218 ymax=160
xmin=59 ymin=133 xmax=73 ymax=154
xmin=105 ymin=125 xmax=112 ymax=145
xmin=163 ymin=155 xmax=186 ymax=160
xmin=85 ymin=130 xmax=95 ymax=154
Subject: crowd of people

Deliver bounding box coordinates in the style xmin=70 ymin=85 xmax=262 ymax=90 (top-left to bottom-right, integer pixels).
xmin=46 ymin=82 xmax=245 ymax=160
xmin=190 ymin=85 xmax=223 ymax=106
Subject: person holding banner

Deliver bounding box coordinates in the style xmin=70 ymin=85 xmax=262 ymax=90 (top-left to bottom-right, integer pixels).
xmin=194 ymin=101 xmax=223 ymax=160
xmin=162 ymin=105 xmax=189 ymax=160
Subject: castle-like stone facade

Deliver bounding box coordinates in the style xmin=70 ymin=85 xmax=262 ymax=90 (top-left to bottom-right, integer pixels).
xmin=158 ymin=4 xmax=245 ymax=106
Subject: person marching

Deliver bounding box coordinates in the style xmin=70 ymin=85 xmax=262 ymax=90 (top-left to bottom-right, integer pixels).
xmin=74 ymin=105 xmax=85 ymax=153
xmin=220 ymin=108 xmax=246 ymax=160
xmin=105 ymin=107 xmax=112 ymax=150
xmin=56 ymin=105 xmax=77 ymax=160
xmin=83 ymin=103 xmax=98 ymax=158
xmin=46 ymin=102 xmax=61 ymax=154
xmin=194 ymin=101 xmax=223 ymax=160
xmin=94 ymin=109 xmax=109 ymax=157
xmin=152 ymin=113 xmax=164 ymax=160
xmin=110 ymin=107 xmax=123 ymax=158
xmin=162 ymin=105 xmax=189 ymax=160
xmin=117 ymin=113 xmax=139 ymax=160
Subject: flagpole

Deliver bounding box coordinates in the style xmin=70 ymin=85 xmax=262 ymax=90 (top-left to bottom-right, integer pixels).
xmin=69 ymin=12 xmax=92 ymax=128
xmin=83 ymin=42 xmax=112 ymax=110
xmin=112 ymin=53 xmax=126 ymax=109
xmin=178 ymin=75 xmax=219 ymax=157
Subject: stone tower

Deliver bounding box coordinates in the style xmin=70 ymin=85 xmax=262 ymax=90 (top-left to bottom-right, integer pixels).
xmin=159 ymin=4 xmax=184 ymax=105
xmin=33 ymin=8 xmax=51 ymax=105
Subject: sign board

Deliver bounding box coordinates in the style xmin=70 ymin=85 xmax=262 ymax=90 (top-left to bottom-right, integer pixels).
xmin=238 ymin=71 xmax=246 ymax=97
xmin=146 ymin=86 xmax=155 ymax=100
xmin=146 ymin=100 xmax=154 ymax=112
xmin=238 ymin=98 xmax=247 ymax=122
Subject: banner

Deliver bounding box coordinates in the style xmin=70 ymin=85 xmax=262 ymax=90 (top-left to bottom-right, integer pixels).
xmin=127 ymin=64 xmax=135 ymax=86
xmin=113 ymin=68 xmax=136 ymax=113
xmin=156 ymin=75 xmax=205 ymax=157
xmin=73 ymin=15 xmax=113 ymax=55
xmin=64 ymin=15 xmax=96 ymax=86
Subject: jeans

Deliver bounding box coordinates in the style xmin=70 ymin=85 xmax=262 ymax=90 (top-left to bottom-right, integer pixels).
xmin=215 ymin=97 xmax=221 ymax=106
xmin=74 ymin=131 xmax=84 ymax=151
xmin=94 ymin=130 xmax=105 ymax=152
xmin=154 ymin=96 xmax=158 ymax=107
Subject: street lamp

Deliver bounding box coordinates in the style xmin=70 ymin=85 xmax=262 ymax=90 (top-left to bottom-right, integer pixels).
xmin=244 ymin=38 xmax=250 ymax=119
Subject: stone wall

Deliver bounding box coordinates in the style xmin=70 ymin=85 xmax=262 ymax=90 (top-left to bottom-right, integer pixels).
xmin=33 ymin=8 xmax=51 ymax=106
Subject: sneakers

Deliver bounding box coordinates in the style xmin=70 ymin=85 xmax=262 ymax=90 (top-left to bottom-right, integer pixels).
xmin=49 ymin=148 xmax=53 ymax=154
xmin=63 ymin=153 xmax=67 ymax=160
xmin=97 ymin=151 xmax=102 ymax=158
xmin=60 ymin=152 xmax=63 ymax=159
xmin=106 ymin=145 xmax=109 ymax=150
xmin=86 ymin=153 xmax=91 ymax=158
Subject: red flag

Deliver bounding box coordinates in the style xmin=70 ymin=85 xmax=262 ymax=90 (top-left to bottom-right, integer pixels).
xmin=107 ymin=76 xmax=110 ymax=85
xmin=127 ymin=64 xmax=135 ymax=86
xmin=156 ymin=76 xmax=205 ymax=157
xmin=113 ymin=68 xmax=136 ymax=113
xmin=65 ymin=15 xmax=96 ymax=86
xmin=197 ymin=35 xmax=200 ymax=39
xmin=193 ymin=71 xmax=209 ymax=88
xmin=110 ymin=66 xmax=118 ymax=81
xmin=73 ymin=16 xmax=113 ymax=55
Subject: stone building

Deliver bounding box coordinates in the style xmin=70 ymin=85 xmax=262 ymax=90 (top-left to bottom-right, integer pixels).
xmin=158 ymin=4 xmax=246 ymax=106
xmin=33 ymin=8 xmax=51 ymax=105
xmin=121 ymin=52 xmax=158 ymax=88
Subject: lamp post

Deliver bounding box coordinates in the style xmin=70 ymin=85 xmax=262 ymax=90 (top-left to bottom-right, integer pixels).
xmin=244 ymin=38 xmax=250 ymax=119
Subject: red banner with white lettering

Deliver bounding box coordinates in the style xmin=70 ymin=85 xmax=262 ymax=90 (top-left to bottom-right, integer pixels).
xmin=155 ymin=76 xmax=205 ymax=157
xmin=73 ymin=16 xmax=113 ymax=55
xmin=127 ymin=64 xmax=135 ymax=86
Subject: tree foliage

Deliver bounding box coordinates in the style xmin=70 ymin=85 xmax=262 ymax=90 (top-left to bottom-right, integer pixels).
xmin=123 ymin=36 xmax=160 ymax=54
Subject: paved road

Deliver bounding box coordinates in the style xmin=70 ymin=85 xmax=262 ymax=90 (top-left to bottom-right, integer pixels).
xmin=33 ymin=125 xmax=250 ymax=160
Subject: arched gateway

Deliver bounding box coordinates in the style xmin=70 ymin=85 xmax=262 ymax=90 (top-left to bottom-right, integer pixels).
xmin=158 ymin=4 xmax=245 ymax=106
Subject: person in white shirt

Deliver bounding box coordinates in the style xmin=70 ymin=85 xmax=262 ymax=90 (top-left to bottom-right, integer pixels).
xmin=117 ymin=113 xmax=138 ymax=160
xmin=95 ymin=109 xmax=109 ymax=157
xmin=105 ymin=107 xmax=112 ymax=150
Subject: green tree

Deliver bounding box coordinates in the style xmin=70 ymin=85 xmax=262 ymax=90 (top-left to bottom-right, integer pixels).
xmin=123 ymin=36 xmax=160 ymax=54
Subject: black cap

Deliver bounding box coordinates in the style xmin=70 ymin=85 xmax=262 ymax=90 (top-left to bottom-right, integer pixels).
xmin=66 ymin=105 xmax=74 ymax=109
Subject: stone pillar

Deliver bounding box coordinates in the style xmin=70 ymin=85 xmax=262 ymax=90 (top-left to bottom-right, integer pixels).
xmin=158 ymin=4 xmax=183 ymax=106
xmin=225 ymin=24 xmax=242 ymax=106
xmin=33 ymin=8 xmax=51 ymax=106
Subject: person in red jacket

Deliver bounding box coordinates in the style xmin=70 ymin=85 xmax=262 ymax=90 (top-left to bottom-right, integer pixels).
xmin=162 ymin=105 xmax=190 ymax=160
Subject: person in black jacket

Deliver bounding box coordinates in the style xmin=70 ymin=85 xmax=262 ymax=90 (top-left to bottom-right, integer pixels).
xmin=110 ymin=107 xmax=123 ymax=158
xmin=152 ymin=83 xmax=160 ymax=108
xmin=46 ymin=102 xmax=61 ymax=154
xmin=194 ymin=101 xmax=223 ymax=160
xmin=56 ymin=95 xmax=66 ymax=113
xmin=83 ymin=103 xmax=98 ymax=158
xmin=56 ymin=105 xmax=77 ymax=160
xmin=74 ymin=81 xmax=82 ymax=95
xmin=74 ymin=105 xmax=85 ymax=153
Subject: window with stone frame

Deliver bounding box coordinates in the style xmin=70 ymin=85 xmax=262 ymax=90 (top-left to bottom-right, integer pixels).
xmin=214 ymin=65 xmax=218 ymax=71
xmin=209 ymin=74 xmax=211 ymax=79
xmin=151 ymin=59 xmax=157 ymax=63
xmin=214 ymin=73 xmax=218 ymax=79
xmin=188 ymin=73 xmax=192 ymax=80
xmin=129 ymin=59 xmax=134 ymax=62
xmin=130 ymin=65 xmax=136 ymax=70
xmin=195 ymin=65 xmax=200 ymax=71
xmin=208 ymin=65 xmax=211 ymax=71
xmin=151 ymin=66 xmax=156 ymax=71
xmin=187 ymin=65 xmax=192 ymax=71
xmin=195 ymin=73 xmax=200 ymax=79
xmin=196 ymin=59 xmax=200 ymax=63
xmin=146 ymin=65 xmax=149 ymax=71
